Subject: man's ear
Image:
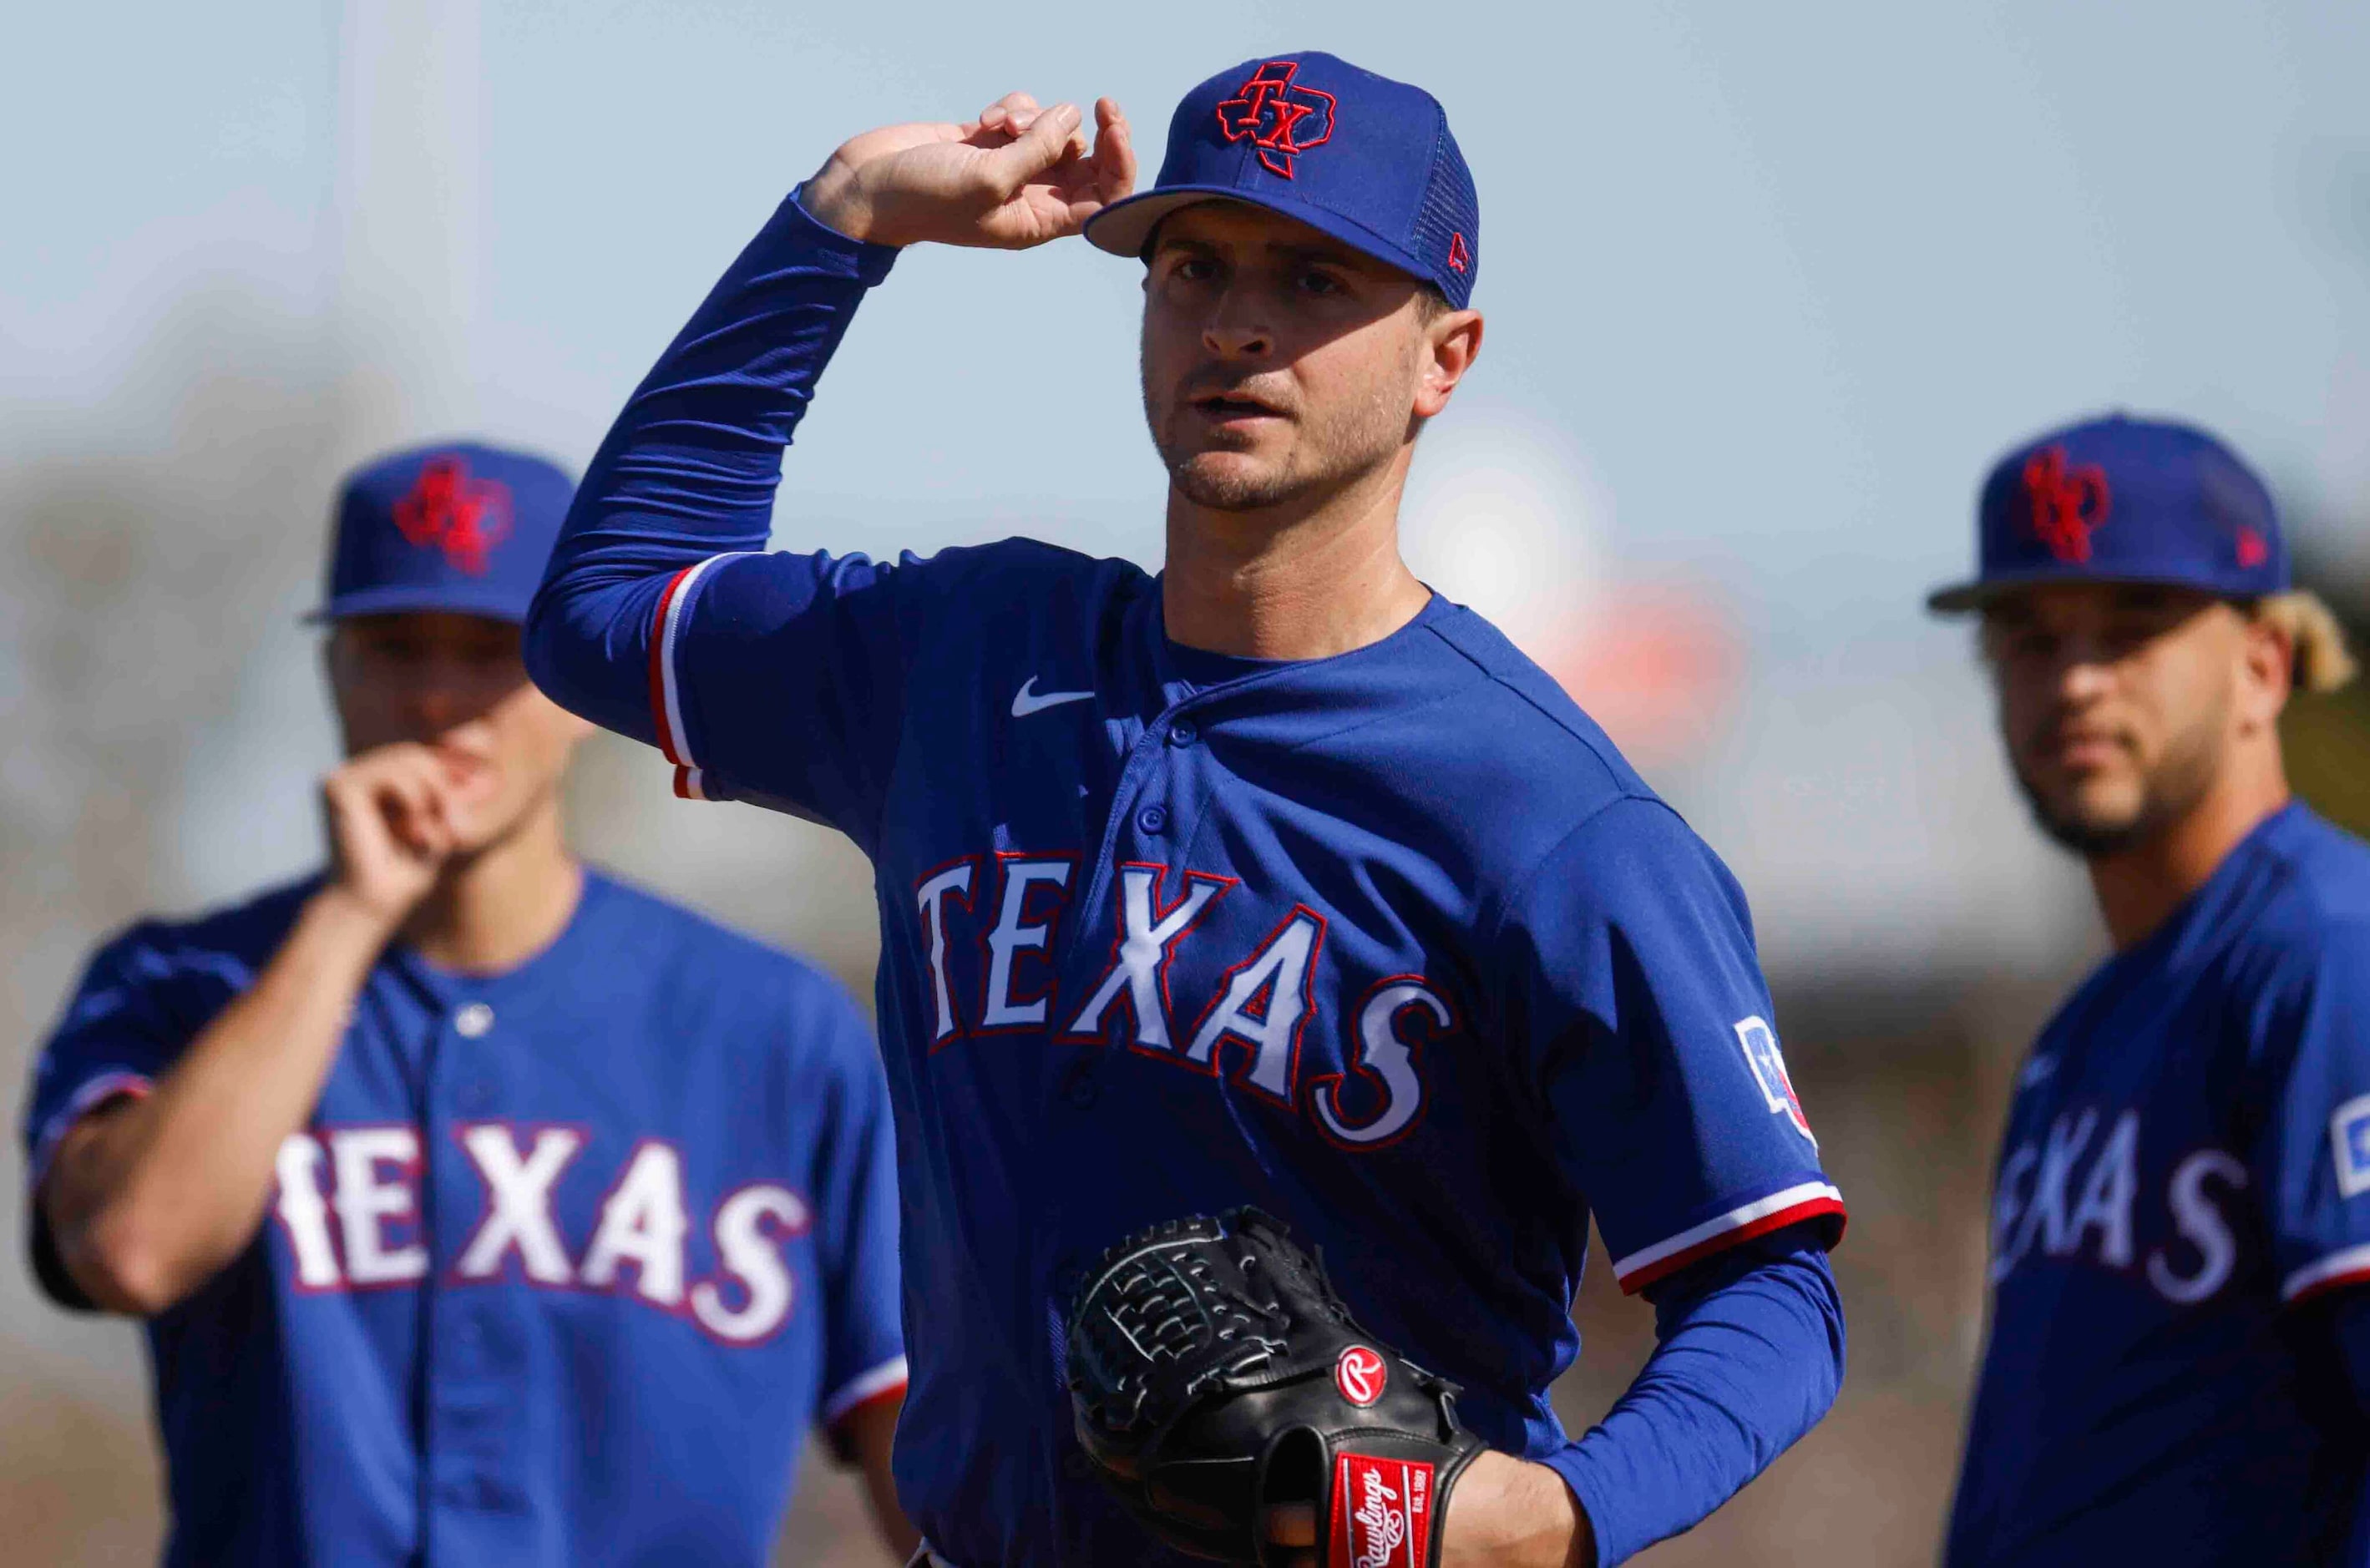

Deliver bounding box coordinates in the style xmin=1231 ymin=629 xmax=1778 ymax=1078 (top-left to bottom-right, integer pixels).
xmin=2237 ymin=607 xmax=2295 ymax=732
xmin=1413 ymin=310 xmax=1483 ymax=420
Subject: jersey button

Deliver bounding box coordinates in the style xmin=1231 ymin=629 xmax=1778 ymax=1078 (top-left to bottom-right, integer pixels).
xmin=1167 ymin=721 xmax=1198 ymax=748
xmin=453 ymin=1003 xmax=494 ymax=1039
xmin=1137 ymin=804 xmax=1168 ymax=835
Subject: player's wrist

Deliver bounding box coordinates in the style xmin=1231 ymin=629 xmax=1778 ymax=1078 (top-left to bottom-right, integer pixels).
xmin=798 ymin=164 xmax=883 ymax=246
xmin=1441 ymin=1453 xmax=1593 ymax=1568
xmin=305 ymin=880 xmax=412 ymax=948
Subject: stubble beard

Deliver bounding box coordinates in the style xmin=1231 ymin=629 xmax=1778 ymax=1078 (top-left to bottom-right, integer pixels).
xmin=2011 ymin=703 xmax=2229 ymax=860
xmin=1145 ymin=373 xmax=1410 ymax=516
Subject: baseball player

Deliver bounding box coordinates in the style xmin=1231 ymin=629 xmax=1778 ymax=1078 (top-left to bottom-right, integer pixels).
xmin=1932 ymin=414 xmax=2370 ymax=1565
xmin=528 ymin=54 xmax=1848 ymax=1567
xmin=22 ymin=442 xmax=915 ymax=1566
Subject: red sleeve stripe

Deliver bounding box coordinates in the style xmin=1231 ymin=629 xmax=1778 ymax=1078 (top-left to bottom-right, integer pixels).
xmin=2281 ymin=1244 xmax=2370 ymax=1305
xmin=673 ymin=766 xmax=709 ymax=802
xmin=822 ymin=1354 xmax=909 ymax=1428
xmin=27 ymin=1071 xmax=153 ymax=1190
xmin=1610 ymin=1181 xmax=1846 ymax=1294
xmin=647 ymin=554 xmax=737 ymax=768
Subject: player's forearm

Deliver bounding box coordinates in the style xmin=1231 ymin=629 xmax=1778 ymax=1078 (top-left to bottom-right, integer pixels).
xmin=839 ymin=1394 xmax=921 ymax=1557
xmin=524 ymin=192 xmax=895 ymax=739
xmin=1545 ymin=1234 xmax=1845 ymax=1567
xmin=44 ymin=886 xmax=394 ymax=1314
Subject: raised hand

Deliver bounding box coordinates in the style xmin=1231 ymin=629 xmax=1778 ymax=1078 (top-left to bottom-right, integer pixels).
xmin=802 ymin=93 xmax=1136 ymax=250
xmin=319 ymin=743 xmax=489 ymax=927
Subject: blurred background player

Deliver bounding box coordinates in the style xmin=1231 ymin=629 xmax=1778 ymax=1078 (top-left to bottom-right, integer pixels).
xmin=1931 ymin=414 xmax=2370 ymax=1565
xmin=20 ymin=442 xmax=915 ymax=1567
xmin=528 ymin=53 xmax=1846 ymax=1568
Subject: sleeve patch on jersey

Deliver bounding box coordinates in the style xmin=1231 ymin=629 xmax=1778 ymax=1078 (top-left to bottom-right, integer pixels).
xmin=1734 ymin=1015 xmax=1817 ymax=1148
xmin=2331 ymin=1094 xmax=2370 ymax=1199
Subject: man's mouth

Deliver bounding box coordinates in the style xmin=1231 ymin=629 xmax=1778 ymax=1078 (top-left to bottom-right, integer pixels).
xmin=1188 ymin=388 xmax=1286 ymax=421
xmin=2035 ymin=726 xmax=2127 ymax=772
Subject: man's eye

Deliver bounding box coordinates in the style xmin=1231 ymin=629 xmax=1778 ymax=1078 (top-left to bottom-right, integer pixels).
xmin=1298 ymin=271 xmax=1343 ymax=296
xmin=1173 ymin=257 xmax=1217 ymax=282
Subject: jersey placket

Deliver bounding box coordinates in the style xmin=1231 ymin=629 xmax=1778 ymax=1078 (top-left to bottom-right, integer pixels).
xmin=1066 ymin=696 xmax=1219 ymax=958
xmin=420 ymin=986 xmax=527 ymax=1555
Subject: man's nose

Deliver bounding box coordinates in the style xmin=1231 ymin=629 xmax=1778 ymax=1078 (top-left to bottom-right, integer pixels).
xmin=2053 ymin=642 xmax=2119 ymax=705
xmin=1202 ymin=294 xmax=1274 ymax=358
xmin=406 ymin=680 xmax=463 ymax=732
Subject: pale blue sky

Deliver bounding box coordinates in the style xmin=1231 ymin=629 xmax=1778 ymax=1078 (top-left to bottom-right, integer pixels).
xmin=6 ymin=0 xmax=2368 ymax=969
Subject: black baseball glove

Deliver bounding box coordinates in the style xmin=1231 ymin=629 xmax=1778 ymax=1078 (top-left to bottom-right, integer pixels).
xmin=1066 ymin=1206 xmax=1486 ymax=1567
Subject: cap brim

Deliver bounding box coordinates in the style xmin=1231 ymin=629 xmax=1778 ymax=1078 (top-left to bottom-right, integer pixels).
xmin=1924 ymin=565 xmax=2274 ymax=616
xmin=305 ymin=584 xmax=533 ymax=625
xmin=1084 ymin=185 xmax=1427 ymax=290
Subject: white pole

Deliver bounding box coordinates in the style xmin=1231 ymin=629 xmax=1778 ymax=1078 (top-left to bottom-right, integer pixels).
xmin=332 ymin=0 xmax=484 ymax=450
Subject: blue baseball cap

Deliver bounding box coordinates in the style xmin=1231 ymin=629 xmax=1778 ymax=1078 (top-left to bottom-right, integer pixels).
xmin=1083 ymin=52 xmax=1480 ymax=309
xmin=1927 ymin=413 xmax=2286 ymax=613
xmin=311 ymin=441 xmax=576 ymax=624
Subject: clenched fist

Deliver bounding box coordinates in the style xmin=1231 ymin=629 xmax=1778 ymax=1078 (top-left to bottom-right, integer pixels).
xmin=319 ymin=744 xmax=493 ymax=926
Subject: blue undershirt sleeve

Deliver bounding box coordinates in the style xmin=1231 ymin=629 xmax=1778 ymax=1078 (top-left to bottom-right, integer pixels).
xmin=2326 ymin=1292 xmax=2370 ymax=1561
xmin=524 ymin=192 xmax=939 ymax=842
xmin=1540 ymin=1225 xmax=1846 ymax=1567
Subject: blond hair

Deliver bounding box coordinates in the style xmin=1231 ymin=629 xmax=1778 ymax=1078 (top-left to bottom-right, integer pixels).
xmin=2256 ymin=590 xmax=2359 ymax=695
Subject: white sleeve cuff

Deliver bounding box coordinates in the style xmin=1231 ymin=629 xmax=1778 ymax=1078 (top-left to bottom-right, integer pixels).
xmin=1608 ymin=1181 xmax=1846 ymax=1293
xmin=823 ymin=1353 xmax=909 ymax=1427
xmin=26 ymin=1071 xmax=154 ymax=1191
xmin=2281 ymin=1243 xmax=2370 ymax=1304
xmin=648 ymin=552 xmax=744 ymax=772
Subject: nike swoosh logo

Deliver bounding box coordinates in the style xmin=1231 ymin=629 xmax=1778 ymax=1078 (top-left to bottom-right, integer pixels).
xmin=1011 ymin=676 xmax=1095 ymax=718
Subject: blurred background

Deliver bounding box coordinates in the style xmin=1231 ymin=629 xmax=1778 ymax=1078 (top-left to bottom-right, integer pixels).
xmin=6 ymin=1 xmax=2368 ymax=1561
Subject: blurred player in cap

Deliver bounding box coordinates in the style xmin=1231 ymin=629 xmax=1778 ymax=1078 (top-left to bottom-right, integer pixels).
xmin=22 ymin=442 xmax=915 ymax=1566
xmin=1932 ymin=413 xmax=2369 ymax=1565
xmin=528 ymin=51 xmax=1846 ymax=1568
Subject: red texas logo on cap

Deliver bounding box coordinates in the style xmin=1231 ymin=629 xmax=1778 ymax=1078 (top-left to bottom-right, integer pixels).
xmin=392 ymin=456 xmax=514 ymax=576
xmin=2022 ymin=445 xmax=2111 ymax=564
xmin=1216 ymin=61 xmax=1337 ymax=179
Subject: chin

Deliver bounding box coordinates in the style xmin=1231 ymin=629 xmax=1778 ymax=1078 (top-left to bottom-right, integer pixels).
xmin=2018 ymin=775 xmax=2153 ymax=857
xmin=1169 ymin=453 xmax=1301 ymax=513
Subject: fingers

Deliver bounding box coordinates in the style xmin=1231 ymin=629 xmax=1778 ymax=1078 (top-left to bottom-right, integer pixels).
xmin=369 ymin=765 xmax=454 ymax=859
xmin=980 ymin=101 xmax=1084 ymax=199
xmin=975 ymin=90 xmax=1041 ymax=137
xmin=1263 ymin=1502 xmax=1319 ymax=1548
xmin=332 ymin=745 xmax=460 ymax=859
xmin=1090 ymin=97 xmax=1138 ymax=205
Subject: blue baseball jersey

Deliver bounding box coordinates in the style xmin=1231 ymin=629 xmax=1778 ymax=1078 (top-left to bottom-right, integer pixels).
xmin=22 ymin=870 xmax=905 ymax=1568
xmin=527 ymin=195 xmax=1848 ymax=1566
xmin=1948 ymin=803 xmax=2370 ymax=1565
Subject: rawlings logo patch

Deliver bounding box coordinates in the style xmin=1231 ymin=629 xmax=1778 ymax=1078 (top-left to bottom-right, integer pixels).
xmin=392 ymin=456 xmax=512 ymax=576
xmin=1330 ymin=1453 xmax=1432 ymax=1568
xmin=1734 ymin=1016 xmax=1816 ymax=1148
xmin=1334 ymin=1344 xmax=1386 ymax=1406
xmin=1214 ymin=60 xmax=1336 ymax=179
xmin=2022 ymin=445 xmax=2110 ymax=564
